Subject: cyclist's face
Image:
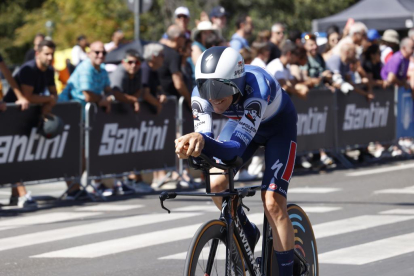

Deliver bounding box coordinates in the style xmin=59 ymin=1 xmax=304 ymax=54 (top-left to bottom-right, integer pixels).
xmin=209 ymin=95 xmax=233 ymax=114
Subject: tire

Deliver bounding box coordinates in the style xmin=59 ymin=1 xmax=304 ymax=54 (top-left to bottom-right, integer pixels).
xmin=288 ymin=204 xmax=319 ymax=276
xmin=184 ymin=219 xmax=248 ymax=276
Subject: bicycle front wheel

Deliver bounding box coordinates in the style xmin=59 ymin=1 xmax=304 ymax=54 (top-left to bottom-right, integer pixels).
xmin=288 ymin=204 xmax=319 ymax=276
xmin=184 ymin=219 xmax=247 ymax=276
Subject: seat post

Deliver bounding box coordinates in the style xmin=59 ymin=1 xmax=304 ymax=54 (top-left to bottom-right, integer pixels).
xmin=228 ymin=168 xmax=234 ymax=192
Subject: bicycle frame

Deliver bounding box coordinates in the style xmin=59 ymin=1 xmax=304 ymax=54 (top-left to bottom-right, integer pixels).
xmin=159 ymin=154 xmax=271 ymax=276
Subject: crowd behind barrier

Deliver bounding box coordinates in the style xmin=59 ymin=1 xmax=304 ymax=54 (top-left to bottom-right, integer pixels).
xmin=0 ymin=86 xmax=412 ymax=186
xmin=2 ymin=4 xmax=414 ymax=206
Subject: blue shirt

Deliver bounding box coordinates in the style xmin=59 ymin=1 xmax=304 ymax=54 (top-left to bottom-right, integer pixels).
xmin=229 ymin=33 xmax=250 ymax=51
xmin=191 ymin=65 xmax=286 ymax=160
xmin=60 ymin=59 xmax=110 ymax=108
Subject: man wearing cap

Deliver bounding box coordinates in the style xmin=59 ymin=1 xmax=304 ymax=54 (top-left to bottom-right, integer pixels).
xmin=367 ymin=29 xmax=381 ymax=45
xmin=174 ymin=6 xmax=191 ymax=39
xmin=210 ymin=6 xmax=228 ymax=30
xmin=380 ymin=29 xmax=399 ymax=65
xmin=229 ymin=14 xmax=253 ymax=51
xmin=381 ymin=37 xmax=413 ymax=88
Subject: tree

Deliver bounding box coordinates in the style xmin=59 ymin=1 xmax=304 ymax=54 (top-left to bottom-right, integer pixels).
xmin=1 ymin=0 xmax=358 ymax=65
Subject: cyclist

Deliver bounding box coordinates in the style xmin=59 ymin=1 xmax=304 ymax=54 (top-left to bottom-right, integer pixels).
xmin=175 ymin=46 xmax=297 ymax=276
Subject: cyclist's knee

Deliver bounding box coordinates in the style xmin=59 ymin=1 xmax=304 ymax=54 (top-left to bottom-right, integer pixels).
xmin=210 ymin=168 xmax=229 ymax=192
xmin=262 ymin=192 xmax=288 ymax=220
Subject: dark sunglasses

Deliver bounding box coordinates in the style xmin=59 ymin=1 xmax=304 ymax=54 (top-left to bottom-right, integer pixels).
xmin=124 ymin=59 xmax=140 ymax=65
xmin=177 ymin=15 xmax=188 ymax=19
xmin=94 ymin=50 xmax=107 ymax=56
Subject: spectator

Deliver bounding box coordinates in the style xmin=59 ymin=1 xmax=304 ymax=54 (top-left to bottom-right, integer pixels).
xmin=362 ymin=44 xmax=384 ymax=88
xmin=61 ymin=41 xmax=114 ymax=199
xmin=3 ymin=40 xmax=57 ymax=116
xmin=300 ymin=34 xmax=333 ymax=89
xmin=326 ymin=43 xmax=374 ymax=100
xmin=189 ymin=21 xmax=220 ymax=79
xmin=332 ymin=22 xmax=368 ymax=58
xmin=3 ymin=40 xmax=58 ymax=208
xmin=251 ymin=41 xmax=270 ymax=68
xmin=367 ymin=29 xmax=381 ymax=45
xmin=181 ymin=39 xmax=194 ymax=92
xmin=104 ymin=30 xmax=125 ymax=53
xmin=204 ymin=31 xmax=224 ymax=49
xmin=209 ymin=6 xmax=228 ymax=31
xmin=0 ymin=54 xmax=30 ymax=110
xmin=268 ymin=23 xmax=285 ymax=62
xmin=110 ymin=49 xmax=142 ymax=112
xmin=0 ymin=54 xmax=33 ymax=208
xmin=266 ymin=41 xmax=309 ymax=99
xmin=288 ymin=29 xmax=302 ymax=46
xmin=257 ymin=30 xmax=271 ymax=43
xmin=24 ymin=33 xmax=45 ymax=62
xmin=240 ymin=48 xmax=254 ymax=64
xmin=158 ymin=24 xmax=191 ymax=107
xmin=407 ymin=29 xmax=414 ymax=95
xmin=71 ymin=35 xmax=88 ymax=66
xmin=322 ymin=25 xmax=340 ymax=61
xmin=174 ymin=7 xmax=191 ymax=39
xmin=109 ymin=49 xmax=155 ymax=194
xmin=229 ymin=14 xmax=253 ymax=51
xmin=381 ymin=37 xmax=413 ymax=89
xmin=141 ymin=43 xmax=166 ymax=114
xmin=64 ymin=41 xmax=112 ymax=111
xmin=380 ymin=29 xmax=400 ymax=65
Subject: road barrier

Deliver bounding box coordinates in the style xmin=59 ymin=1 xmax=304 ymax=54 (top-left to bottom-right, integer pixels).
xmin=0 ymin=87 xmax=411 ymax=186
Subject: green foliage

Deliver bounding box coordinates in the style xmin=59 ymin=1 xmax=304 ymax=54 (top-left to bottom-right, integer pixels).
xmin=0 ymin=0 xmax=358 ymax=65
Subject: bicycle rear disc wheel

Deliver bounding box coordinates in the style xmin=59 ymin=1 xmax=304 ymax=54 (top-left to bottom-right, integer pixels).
xmin=288 ymin=204 xmax=319 ymax=276
xmin=184 ymin=219 xmax=248 ymax=276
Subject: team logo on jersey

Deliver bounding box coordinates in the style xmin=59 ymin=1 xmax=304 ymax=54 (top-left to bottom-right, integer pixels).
xmin=269 ymin=183 xmax=277 ymax=190
xmin=192 ymin=101 xmax=203 ymax=121
xmin=245 ymin=85 xmax=254 ymax=95
xmin=244 ymin=101 xmax=262 ymax=125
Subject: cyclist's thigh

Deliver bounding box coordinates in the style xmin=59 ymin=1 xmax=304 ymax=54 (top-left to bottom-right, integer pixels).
xmin=261 ymin=111 xmax=297 ymax=198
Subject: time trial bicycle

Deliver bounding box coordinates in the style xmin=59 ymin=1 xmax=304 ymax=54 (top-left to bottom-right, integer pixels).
xmin=159 ymin=153 xmax=318 ymax=276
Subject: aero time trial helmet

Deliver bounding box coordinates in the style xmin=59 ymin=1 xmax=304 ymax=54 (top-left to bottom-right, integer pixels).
xmin=195 ymin=46 xmax=246 ymax=100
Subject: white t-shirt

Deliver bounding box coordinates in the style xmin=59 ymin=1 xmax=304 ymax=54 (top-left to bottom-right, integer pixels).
xmin=250 ymin=58 xmax=267 ymax=69
xmin=71 ymin=45 xmax=88 ymax=66
xmin=266 ymin=58 xmax=293 ymax=81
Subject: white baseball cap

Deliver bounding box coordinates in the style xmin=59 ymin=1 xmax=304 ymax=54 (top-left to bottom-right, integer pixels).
xmin=175 ymin=6 xmax=190 ymax=17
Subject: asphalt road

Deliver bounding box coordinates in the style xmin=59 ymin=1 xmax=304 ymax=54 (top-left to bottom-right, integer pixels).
xmin=0 ymin=160 xmax=413 ymax=276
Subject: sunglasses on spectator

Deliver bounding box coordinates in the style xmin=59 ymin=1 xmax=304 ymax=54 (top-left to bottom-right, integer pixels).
xmin=94 ymin=50 xmax=107 ymax=56
xmin=124 ymin=59 xmax=140 ymax=65
xmin=177 ymin=15 xmax=188 ymax=19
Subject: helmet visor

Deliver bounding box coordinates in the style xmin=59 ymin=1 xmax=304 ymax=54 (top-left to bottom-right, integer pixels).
xmin=196 ymin=79 xmax=240 ymax=100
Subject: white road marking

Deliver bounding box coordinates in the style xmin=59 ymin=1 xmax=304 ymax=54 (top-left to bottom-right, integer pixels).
xmin=172 ymin=205 xmax=219 ymax=212
xmin=0 ymin=212 xmax=100 ymax=231
xmin=74 ymin=204 xmax=143 ymax=212
xmin=0 ymin=212 xmax=200 ymax=252
xmin=32 ymin=224 xmax=203 ymax=258
xmin=379 ymin=209 xmax=414 ymax=215
xmin=301 ymin=206 xmax=342 ymax=213
xmin=374 ymin=185 xmax=414 ymax=195
xmin=346 ymin=163 xmax=414 ymax=177
xmin=319 ymin=232 xmax=414 ymax=265
xmin=288 ymin=187 xmax=342 ymax=194
xmin=313 ymin=215 xmax=414 ymax=239
xmin=160 ymin=236 xmax=264 ymax=260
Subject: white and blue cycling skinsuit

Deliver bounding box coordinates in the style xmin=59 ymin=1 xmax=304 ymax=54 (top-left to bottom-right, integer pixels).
xmin=192 ymin=65 xmax=298 ymax=198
